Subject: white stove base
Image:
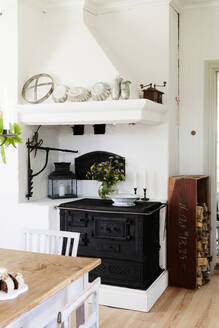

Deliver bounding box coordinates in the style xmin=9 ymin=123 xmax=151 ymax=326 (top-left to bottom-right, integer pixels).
xmin=97 ymin=270 xmax=168 ymax=312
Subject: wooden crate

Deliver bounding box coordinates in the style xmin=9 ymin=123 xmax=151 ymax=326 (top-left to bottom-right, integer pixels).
xmin=168 ymin=175 xmax=210 ymax=289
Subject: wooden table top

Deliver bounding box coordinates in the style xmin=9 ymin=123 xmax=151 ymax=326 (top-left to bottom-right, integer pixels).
xmin=0 ymin=248 xmax=101 ymax=327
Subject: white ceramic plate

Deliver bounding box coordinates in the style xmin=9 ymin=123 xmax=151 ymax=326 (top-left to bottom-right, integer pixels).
xmin=110 ymin=193 xmax=139 ymax=207
xmin=0 ymin=284 xmax=28 ymax=301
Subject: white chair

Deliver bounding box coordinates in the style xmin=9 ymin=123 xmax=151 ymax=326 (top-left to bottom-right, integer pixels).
xmin=57 ymin=278 xmax=101 ymax=328
xmin=24 ymin=229 xmax=80 ymax=257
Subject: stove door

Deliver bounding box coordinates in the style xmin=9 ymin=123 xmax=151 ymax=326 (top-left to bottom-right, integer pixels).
xmin=92 ymin=215 xmax=131 ymax=241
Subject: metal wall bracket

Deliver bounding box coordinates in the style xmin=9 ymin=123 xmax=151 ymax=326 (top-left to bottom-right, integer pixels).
xmin=26 ymin=139 xmax=78 ymax=200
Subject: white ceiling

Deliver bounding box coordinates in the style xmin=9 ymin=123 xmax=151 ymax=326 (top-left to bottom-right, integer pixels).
xmin=37 ymin=0 xmax=219 ymax=10
xmin=177 ymin=0 xmax=219 ymax=6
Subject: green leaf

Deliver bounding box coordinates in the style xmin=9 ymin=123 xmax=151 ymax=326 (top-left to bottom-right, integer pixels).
xmin=4 ymin=138 xmax=10 ymax=147
xmin=10 ymin=139 xmax=16 ymax=148
xmin=13 ymin=136 xmax=22 ymax=143
xmin=9 ymin=123 xmax=13 ymax=135
xmin=1 ymin=145 xmax=6 ymax=164
xmin=0 ymin=119 xmax=3 ymax=134
xmin=13 ymin=123 xmax=21 ymax=135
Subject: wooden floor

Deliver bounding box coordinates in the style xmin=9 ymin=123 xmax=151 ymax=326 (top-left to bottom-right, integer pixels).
xmin=99 ymin=272 xmax=219 ymax=328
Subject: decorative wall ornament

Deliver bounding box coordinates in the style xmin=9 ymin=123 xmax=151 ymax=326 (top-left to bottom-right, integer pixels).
xmin=22 ymin=73 xmax=54 ymax=104
xmin=91 ymin=82 xmax=111 ymax=101
xmin=140 ymin=81 xmax=167 ymax=104
xmin=111 ymin=76 xmax=123 ymax=100
xmin=29 ymin=126 xmax=43 ymax=157
xmin=121 ymin=80 xmax=131 ymax=99
xmin=68 ymin=87 xmax=91 ymax=102
xmin=52 ymin=85 xmax=69 ymax=103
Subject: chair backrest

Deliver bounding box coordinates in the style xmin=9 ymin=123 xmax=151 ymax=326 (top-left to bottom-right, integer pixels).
xmin=57 ymin=278 xmax=101 ymax=328
xmin=24 ymin=229 xmax=80 ymax=257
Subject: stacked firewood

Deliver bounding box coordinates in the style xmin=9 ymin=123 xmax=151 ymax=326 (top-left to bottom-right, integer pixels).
xmin=196 ymin=204 xmax=211 ymax=287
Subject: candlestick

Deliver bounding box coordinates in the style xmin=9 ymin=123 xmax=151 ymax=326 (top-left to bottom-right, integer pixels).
xmin=141 ymin=188 xmax=149 ymax=201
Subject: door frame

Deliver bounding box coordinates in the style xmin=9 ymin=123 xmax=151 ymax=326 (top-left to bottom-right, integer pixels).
xmin=204 ymin=60 xmax=219 ymax=272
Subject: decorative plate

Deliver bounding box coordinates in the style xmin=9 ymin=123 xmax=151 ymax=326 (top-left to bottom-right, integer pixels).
xmin=91 ymin=82 xmax=111 ymax=101
xmin=110 ymin=193 xmax=139 ymax=207
xmin=0 ymin=284 xmax=28 ymax=301
xmin=22 ymin=73 xmax=54 ymax=104
xmin=52 ymin=85 xmax=69 ymax=103
xmin=69 ymin=87 xmax=91 ymax=102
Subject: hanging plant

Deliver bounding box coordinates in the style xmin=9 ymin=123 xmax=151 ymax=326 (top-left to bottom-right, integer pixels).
xmin=0 ymin=119 xmax=22 ymax=163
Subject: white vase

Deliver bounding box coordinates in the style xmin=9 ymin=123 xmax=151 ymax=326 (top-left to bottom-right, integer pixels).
xmin=111 ymin=76 xmax=122 ymax=100
xmin=121 ymin=80 xmax=131 ymax=99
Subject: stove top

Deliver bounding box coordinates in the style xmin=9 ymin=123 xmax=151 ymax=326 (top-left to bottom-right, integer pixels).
xmin=58 ymin=198 xmax=161 ymax=214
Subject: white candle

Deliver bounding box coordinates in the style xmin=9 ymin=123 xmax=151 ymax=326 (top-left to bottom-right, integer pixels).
xmin=59 ymin=184 xmax=65 ymax=197
xmin=134 ymin=172 xmax=137 ymax=188
xmin=143 ymin=170 xmax=147 ymax=188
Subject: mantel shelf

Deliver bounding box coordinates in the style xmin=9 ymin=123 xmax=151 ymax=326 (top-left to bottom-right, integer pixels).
xmin=17 ymin=99 xmax=167 ymax=126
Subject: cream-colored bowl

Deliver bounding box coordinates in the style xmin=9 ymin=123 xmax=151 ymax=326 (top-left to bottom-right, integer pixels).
xmin=110 ymin=193 xmax=139 ymax=207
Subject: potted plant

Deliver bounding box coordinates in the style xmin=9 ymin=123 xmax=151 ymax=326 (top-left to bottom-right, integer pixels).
xmin=86 ymin=156 xmax=125 ymax=199
xmin=0 ymin=119 xmax=22 ymax=163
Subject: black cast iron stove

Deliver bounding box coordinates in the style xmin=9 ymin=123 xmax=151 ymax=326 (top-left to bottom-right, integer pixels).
xmin=59 ymin=198 xmax=163 ymax=290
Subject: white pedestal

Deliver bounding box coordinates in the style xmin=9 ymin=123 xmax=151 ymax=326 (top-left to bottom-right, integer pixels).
xmin=97 ymin=270 xmax=168 ymax=312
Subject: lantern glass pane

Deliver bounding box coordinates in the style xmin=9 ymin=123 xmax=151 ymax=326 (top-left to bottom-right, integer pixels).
xmin=48 ymin=176 xmax=77 ymax=199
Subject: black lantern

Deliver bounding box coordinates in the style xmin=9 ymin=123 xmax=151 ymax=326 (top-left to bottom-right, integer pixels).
xmin=48 ymin=162 xmax=77 ymax=199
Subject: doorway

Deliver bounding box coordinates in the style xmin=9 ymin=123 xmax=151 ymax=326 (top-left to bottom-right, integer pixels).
xmin=216 ymin=72 xmax=219 ymax=267
xmin=204 ymin=60 xmax=219 ymax=272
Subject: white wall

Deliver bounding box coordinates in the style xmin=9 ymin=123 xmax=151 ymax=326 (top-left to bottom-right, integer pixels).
xmin=179 ymin=5 xmax=219 ymax=174
xmin=0 ymin=0 xmax=20 ymax=249
xmin=168 ymin=6 xmax=179 ymax=176
xmin=179 ymin=5 xmax=219 ymax=270
xmin=18 ymin=1 xmax=118 ymax=102
xmin=84 ymin=3 xmax=169 ymax=88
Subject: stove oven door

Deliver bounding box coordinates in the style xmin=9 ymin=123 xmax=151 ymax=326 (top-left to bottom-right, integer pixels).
xmin=88 ymin=213 xmax=142 ymax=261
